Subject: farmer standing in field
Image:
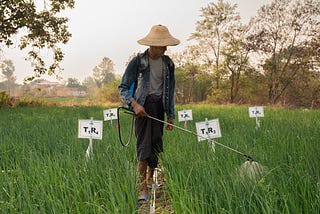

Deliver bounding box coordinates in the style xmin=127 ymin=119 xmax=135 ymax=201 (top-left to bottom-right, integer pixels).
xmin=118 ymin=24 xmax=179 ymax=205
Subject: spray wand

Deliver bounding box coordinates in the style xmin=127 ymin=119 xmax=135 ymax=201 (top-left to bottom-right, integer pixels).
xmin=118 ymin=107 xmax=255 ymax=161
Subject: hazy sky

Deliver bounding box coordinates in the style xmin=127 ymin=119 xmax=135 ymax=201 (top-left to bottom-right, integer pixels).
xmin=2 ymin=0 xmax=271 ymax=83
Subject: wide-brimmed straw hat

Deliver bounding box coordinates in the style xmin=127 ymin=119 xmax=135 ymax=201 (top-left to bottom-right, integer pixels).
xmin=137 ymin=25 xmax=180 ymax=47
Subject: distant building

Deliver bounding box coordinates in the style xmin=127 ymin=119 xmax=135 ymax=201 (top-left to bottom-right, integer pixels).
xmin=34 ymin=80 xmax=64 ymax=88
xmin=29 ymin=79 xmax=86 ymax=97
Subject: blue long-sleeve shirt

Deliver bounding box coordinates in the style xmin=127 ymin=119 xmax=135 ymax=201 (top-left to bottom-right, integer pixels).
xmin=118 ymin=49 xmax=176 ymax=119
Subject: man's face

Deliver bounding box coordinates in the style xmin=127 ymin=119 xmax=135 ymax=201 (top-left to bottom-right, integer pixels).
xmin=149 ymin=46 xmax=167 ymax=59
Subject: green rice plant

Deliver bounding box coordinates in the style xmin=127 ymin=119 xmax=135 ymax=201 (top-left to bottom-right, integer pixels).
xmin=0 ymin=105 xmax=319 ymax=213
xmin=162 ymin=105 xmax=320 ymax=214
xmin=0 ymin=106 xmax=139 ymax=213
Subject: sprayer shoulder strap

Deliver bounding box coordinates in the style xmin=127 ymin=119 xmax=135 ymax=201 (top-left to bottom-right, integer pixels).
xmin=129 ymin=54 xmax=141 ymax=97
xmin=137 ymin=53 xmax=141 ymax=76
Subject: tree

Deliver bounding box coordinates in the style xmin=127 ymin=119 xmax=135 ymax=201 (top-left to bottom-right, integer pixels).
xmin=0 ymin=59 xmax=16 ymax=94
xmin=188 ymin=0 xmax=254 ymax=103
xmin=82 ymin=76 xmax=96 ymax=89
xmin=170 ymin=47 xmax=203 ymax=103
xmin=92 ymin=57 xmax=116 ymax=88
xmin=96 ymin=79 xmax=121 ymax=103
xmin=221 ymin=24 xmax=251 ymax=103
xmin=246 ymin=0 xmax=320 ymax=104
xmin=174 ymin=67 xmax=189 ymax=104
xmin=66 ymin=77 xmax=81 ymax=88
xmin=285 ymin=65 xmax=320 ymax=108
xmin=81 ymin=76 xmax=97 ymax=98
xmin=190 ymin=0 xmax=241 ymax=90
xmin=0 ymin=0 xmax=74 ymax=80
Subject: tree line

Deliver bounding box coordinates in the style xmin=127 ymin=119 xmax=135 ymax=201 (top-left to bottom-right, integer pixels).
xmin=1 ymin=0 xmax=319 ymax=108
xmin=97 ymin=0 xmax=320 ymax=108
xmin=171 ymin=0 xmax=319 ymax=108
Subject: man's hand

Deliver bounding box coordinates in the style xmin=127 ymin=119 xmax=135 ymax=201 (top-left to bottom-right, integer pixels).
xmin=131 ymin=100 xmax=148 ymax=117
xmin=166 ymin=118 xmax=174 ymax=131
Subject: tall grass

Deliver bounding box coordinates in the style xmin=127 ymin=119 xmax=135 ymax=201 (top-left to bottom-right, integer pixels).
xmin=0 ymin=105 xmax=319 ymax=213
xmin=0 ymin=106 xmax=138 ymax=213
xmin=162 ymin=105 xmax=320 ymax=213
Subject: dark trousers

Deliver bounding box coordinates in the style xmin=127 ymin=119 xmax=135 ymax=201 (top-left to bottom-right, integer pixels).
xmin=135 ymin=94 xmax=164 ymax=167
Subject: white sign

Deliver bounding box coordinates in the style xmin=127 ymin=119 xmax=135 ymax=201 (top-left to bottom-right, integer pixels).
xmin=195 ymin=119 xmax=221 ymax=142
xmin=178 ymin=110 xmax=193 ymax=122
xmin=78 ymin=119 xmax=103 ymax=140
xmin=103 ymin=108 xmax=118 ymax=121
xmin=249 ymin=106 xmax=264 ymax=118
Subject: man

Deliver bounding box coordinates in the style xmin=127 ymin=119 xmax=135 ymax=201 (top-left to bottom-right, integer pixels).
xmin=118 ymin=24 xmax=180 ymax=204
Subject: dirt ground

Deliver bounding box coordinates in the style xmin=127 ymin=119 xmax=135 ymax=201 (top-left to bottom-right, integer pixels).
xmin=138 ymin=168 xmax=174 ymax=214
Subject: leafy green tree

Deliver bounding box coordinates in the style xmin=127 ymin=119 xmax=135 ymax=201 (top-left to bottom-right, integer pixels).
xmin=235 ymin=67 xmax=268 ymax=105
xmin=187 ymin=0 xmax=255 ymax=104
xmin=286 ymin=66 xmax=320 ymax=108
xmin=190 ymin=0 xmax=241 ymax=90
xmin=191 ymin=71 xmax=212 ymax=102
xmin=96 ymin=79 xmax=121 ymax=103
xmin=82 ymin=76 xmax=96 ymax=87
xmin=0 ymin=0 xmax=74 ymax=80
xmin=173 ymin=64 xmax=211 ymax=104
xmin=82 ymin=76 xmax=97 ymax=96
xmin=0 ymin=59 xmax=16 ymax=94
xmin=246 ymin=0 xmax=320 ymax=104
xmin=171 ymin=48 xmax=204 ymax=103
xmin=92 ymin=57 xmax=116 ymax=88
xmin=174 ymin=67 xmax=189 ymax=104
xmin=66 ymin=77 xmax=81 ymax=88
xmin=221 ymin=24 xmax=251 ymax=103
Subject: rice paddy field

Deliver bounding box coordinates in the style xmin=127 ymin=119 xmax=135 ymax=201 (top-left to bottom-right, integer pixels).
xmin=0 ymin=105 xmax=319 ymax=213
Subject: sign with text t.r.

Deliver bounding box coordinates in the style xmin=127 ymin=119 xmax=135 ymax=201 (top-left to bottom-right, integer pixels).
xmin=103 ymin=108 xmax=118 ymax=121
xmin=249 ymin=106 xmax=264 ymax=118
xmin=178 ymin=110 xmax=193 ymax=122
xmin=78 ymin=119 xmax=103 ymax=139
xmin=195 ymin=119 xmax=221 ymax=142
